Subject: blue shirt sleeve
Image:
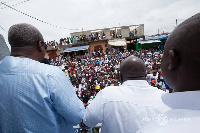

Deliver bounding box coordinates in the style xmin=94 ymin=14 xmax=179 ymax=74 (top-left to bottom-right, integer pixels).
xmin=48 ymin=69 xmax=85 ymax=126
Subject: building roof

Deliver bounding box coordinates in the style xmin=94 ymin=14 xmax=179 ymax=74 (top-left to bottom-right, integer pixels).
xmin=108 ymin=39 xmax=126 ymax=46
xmin=137 ymin=34 xmax=170 ymax=41
xmin=138 ymin=40 xmax=161 ymax=44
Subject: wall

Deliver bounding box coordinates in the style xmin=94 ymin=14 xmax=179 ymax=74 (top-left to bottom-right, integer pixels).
xmin=102 ymin=28 xmax=111 ymax=39
xmin=121 ymin=26 xmax=130 ymax=38
xmin=136 ymin=24 xmax=144 ymax=37
xmin=71 ymin=30 xmax=91 ymax=37
xmin=89 ymin=40 xmax=108 ymax=57
xmin=70 ymin=24 xmax=144 ymax=40
xmin=45 ymin=49 xmax=61 ymax=61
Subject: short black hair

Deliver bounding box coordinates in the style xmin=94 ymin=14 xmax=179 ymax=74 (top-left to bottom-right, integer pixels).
xmin=8 ymin=23 xmax=43 ymax=47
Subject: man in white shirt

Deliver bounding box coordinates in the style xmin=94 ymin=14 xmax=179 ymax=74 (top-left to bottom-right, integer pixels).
xmin=83 ymin=55 xmax=169 ymax=133
xmin=138 ymin=13 xmax=200 ymax=133
xmin=138 ymin=92 xmax=200 ymax=133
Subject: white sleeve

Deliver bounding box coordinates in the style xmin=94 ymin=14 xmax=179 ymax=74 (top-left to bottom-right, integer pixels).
xmin=83 ymin=90 xmax=104 ymax=127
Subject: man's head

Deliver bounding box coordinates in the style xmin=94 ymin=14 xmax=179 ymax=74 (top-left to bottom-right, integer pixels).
xmin=86 ymin=90 xmax=91 ymax=97
xmin=161 ymin=13 xmax=200 ymax=92
xmin=120 ymin=55 xmax=146 ymax=83
xmin=8 ymin=23 xmax=45 ymax=62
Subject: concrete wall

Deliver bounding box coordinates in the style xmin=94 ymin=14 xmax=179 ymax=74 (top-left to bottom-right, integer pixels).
xmin=45 ymin=48 xmax=61 ymax=61
xmin=70 ymin=25 xmax=144 ymax=39
xmin=136 ymin=24 xmax=144 ymax=36
xmin=0 ymin=34 xmax=10 ymax=60
xmin=102 ymin=28 xmax=111 ymax=39
xmin=71 ymin=30 xmax=91 ymax=37
xmin=121 ymin=26 xmax=130 ymax=38
xmin=89 ymin=40 xmax=108 ymax=57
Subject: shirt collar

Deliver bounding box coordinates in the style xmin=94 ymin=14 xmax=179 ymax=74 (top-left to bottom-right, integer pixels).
xmin=122 ymin=80 xmax=151 ymax=87
xmin=161 ymin=90 xmax=200 ymax=110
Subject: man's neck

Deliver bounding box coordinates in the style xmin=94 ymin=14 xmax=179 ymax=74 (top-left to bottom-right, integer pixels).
xmin=121 ymin=77 xmax=146 ymax=84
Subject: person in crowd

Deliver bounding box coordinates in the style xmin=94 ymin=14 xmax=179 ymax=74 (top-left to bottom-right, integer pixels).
xmin=42 ymin=57 xmax=50 ymax=64
xmin=138 ymin=13 xmax=200 ymax=133
xmin=83 ymin=55 xmax=169 ymax=133
xmin=81 ymin=90 xmax=91 ymax=108
xmin=52 ymin=46 xmax=166 ymax=95
xmin=0 ymin=23 xmax=84 ymax=133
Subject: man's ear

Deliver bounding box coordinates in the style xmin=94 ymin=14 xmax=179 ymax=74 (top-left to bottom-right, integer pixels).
xmin=168 ymin=50 xmax=179 ymax=70
xmin=120 ymin=74 xmax=123 ymax=84
xmin=37 ymin=41 xmax=44 ymax=52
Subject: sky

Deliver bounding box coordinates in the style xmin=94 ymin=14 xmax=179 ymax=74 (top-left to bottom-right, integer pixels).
xmin=0 ymin=0 xmax=200 ymax=49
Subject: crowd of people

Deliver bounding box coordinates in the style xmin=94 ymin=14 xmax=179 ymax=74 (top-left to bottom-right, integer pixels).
xmin=83 ymin=55 xmax=169 ymax=133
xmin=45 ymin=30 xmax=124 ymax=48
xmin=1 ymin=13 xmax=200 ymax=133
xmin=45 ymin=32 xmax=106 ymax=48
xmin=49 ymin=47 xmax=171 ymax=111
xmin=46 ymin=47 xmax=170 ymax=132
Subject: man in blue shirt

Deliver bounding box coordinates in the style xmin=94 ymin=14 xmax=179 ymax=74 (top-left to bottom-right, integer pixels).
xmin=0 ymin=23 xmax=84 ymax=133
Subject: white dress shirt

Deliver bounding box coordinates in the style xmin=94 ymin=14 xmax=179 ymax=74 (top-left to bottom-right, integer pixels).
xmin=83 ymin=80 xmax=169 ymax=133
xmin=137 ymin=91 xmax=200 ymax=133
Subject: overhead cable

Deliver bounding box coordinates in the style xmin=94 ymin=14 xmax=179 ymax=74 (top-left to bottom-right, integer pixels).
xmin=0 ymin=1 xmax=68 ymax=30
xmin=0 ymin=0 xmax=29 ymax=9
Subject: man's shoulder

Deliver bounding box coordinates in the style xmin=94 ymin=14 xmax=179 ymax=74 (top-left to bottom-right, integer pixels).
xmin=101 ymin=86 xmax=119 ymax=93
xmin=138 ymin=109 xmax=200 ymax=133
xmin=96 ymin=86 xmax=119 ymax=98
xmin=6 ymin=56 xmax=63 ymax=76
xmin=36 ymin=63 xmax=64 ymax=77
xmin=96 ymin=86 xmax=131 ymax=102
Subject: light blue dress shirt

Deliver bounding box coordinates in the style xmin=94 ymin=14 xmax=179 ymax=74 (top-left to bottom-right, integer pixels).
xmin=0 ymin=56 xmax=84 ymax=133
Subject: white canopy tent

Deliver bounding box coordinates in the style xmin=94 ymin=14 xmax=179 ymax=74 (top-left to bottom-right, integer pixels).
xmin=138 ymin=40 xmax=161 ymax=44
xmin=108 ymin=39 xmax=126 ymax=46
